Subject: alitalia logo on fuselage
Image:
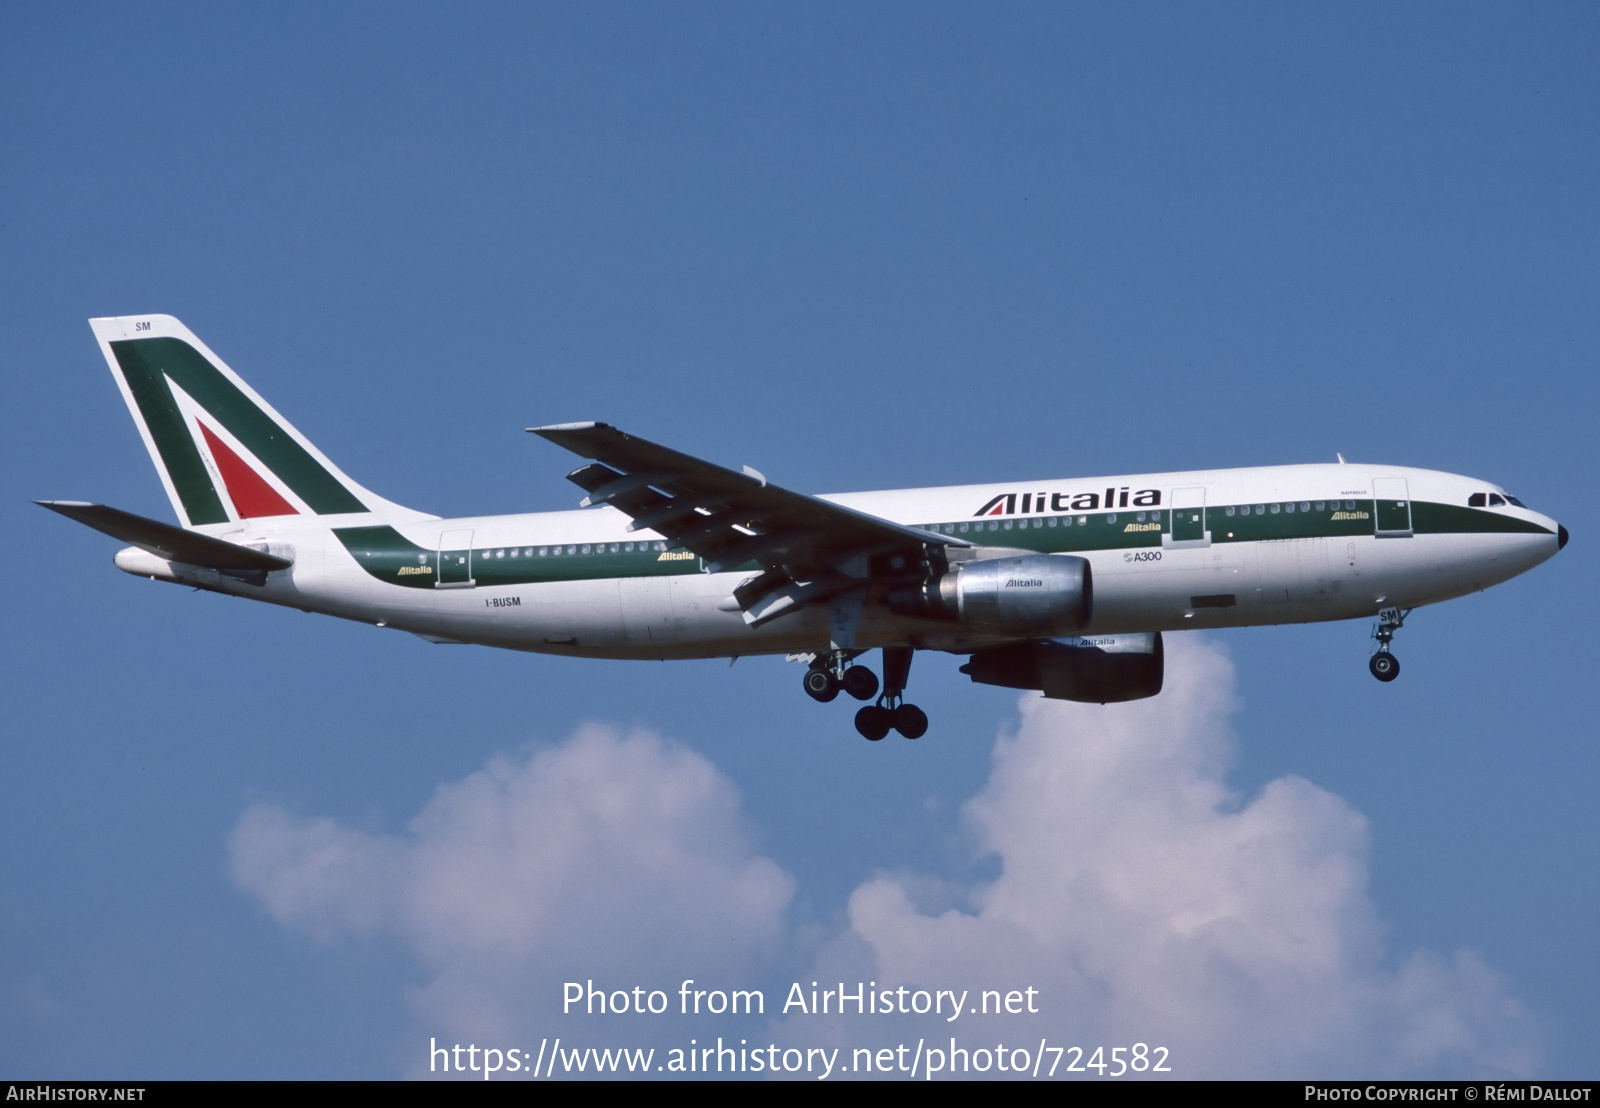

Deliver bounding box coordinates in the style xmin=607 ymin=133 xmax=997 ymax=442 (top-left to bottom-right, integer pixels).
xmin=974 ymin=488 xmax=1162 ymax=517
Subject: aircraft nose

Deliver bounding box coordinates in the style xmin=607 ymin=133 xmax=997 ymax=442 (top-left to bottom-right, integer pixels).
xmin=1559 ymin=524 xmax=1569 ymax=550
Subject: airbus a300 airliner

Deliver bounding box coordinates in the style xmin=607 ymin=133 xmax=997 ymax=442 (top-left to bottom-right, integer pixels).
xmin=42 ymin=316 xmax=1566 ymax=740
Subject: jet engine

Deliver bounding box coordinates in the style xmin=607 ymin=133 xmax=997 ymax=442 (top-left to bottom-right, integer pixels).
xmin=889 ymin=553 xmax=1092 ymax=637
xmin=959 ymin=633 xmax=1164 ymax=703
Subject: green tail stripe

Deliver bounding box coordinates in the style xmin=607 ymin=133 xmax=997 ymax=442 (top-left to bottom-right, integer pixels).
xmin=111 ymin=338 xmax=367 ymax=520
xmin=115 ymin=341 xmax=229 ymax=525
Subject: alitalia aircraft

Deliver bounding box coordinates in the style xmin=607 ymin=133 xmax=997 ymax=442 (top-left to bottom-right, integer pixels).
xmin=42 ymin=315 xmax=1567 ymax=740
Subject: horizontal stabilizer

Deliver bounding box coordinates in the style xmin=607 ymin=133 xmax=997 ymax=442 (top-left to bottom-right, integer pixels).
xmin=35 ymin=501 xmax=291 ymax=572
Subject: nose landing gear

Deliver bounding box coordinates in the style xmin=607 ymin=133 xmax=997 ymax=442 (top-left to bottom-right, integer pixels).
xmin=1369 ymin=606 xmax=1409 ymax=683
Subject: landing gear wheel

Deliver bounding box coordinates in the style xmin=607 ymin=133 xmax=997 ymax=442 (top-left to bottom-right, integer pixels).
xmin=1369 ymin=653 xmax=1400 ymax=682
xmin=841 ymin=666 xmax=879 ymax=701
xmin=803 ymin=668 xmax=840 ymax=702
xmin=892 ymin=704 xmax=928 ymax=739
xmin=854 ymin=706 xmax=892 ymax=741
xmin=1368 ymin=607 xmax=1409 ymax=683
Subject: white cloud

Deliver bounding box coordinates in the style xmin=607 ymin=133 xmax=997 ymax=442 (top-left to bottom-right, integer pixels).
xmin=827 ymin=634 xmax=1542 ymax=1078
xmin=230 ymin=724 xmax=794 ymax=1045
xmin=230 ymin=637 xmax=1541 ymax=1078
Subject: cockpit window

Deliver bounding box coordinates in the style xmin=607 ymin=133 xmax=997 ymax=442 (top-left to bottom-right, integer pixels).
xmin=1488 ymin=494 xmax=1506 ymax=507
xmin=1504 ymin=495 xmax=1526 ymax=508
xmin=1468 ymin=493 xmax=1486 ymax=507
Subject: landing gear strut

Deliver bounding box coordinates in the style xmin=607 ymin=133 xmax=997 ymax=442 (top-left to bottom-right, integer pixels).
xmin=1369 ymin=606 xmax=1409 ymax=683
xmin=853 ymin=646 xmax=929 ymax=741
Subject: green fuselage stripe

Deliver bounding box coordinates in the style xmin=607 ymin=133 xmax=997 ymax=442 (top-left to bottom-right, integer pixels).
xmin=335 ymin=500 xmax=1549 ymax=590
xmin=938 ymin=499 xmax=1546 ymax=554
xmin=335 ymin=527 xmax=707 ymax=589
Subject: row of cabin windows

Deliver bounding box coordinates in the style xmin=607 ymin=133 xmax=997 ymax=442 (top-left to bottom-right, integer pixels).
xmin=1469 ymin=492 xmax=1525 ymax=508
xmin=466 ymin=541 xmax=672 ymax=559
xmin=1226 ymin=500 xmax=1359 ymax=515
xmin=920 ymin=501 xmax=1362 ymax=534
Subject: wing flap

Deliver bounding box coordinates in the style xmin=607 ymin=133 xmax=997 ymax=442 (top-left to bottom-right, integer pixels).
xmin=528 ymin=421 xmax=967 ymax=628
xmin=529 ymin=422 xmax=965 ymax=562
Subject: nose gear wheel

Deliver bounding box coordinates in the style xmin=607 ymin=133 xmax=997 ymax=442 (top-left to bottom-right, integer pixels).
xmin=1369 ymin=653 xmax=1400 ymax=681
xmin=1368 ymin=606 xmax=1410 ymax=683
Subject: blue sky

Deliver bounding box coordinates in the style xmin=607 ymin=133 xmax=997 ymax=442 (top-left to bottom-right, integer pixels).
xmin=2 ymin=2 xmax=1596 ymax=1079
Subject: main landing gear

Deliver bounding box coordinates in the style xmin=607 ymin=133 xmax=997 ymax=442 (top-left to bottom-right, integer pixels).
xmin=803 ymin=654 xmax=878 ymax=702
xmin=1368 ymin=606 xmax=1410 ymax=683
xmin=802 ymin=646 xmax=928 ymax=740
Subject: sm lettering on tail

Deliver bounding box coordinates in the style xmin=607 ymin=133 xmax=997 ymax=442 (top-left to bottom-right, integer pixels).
xmin=974 ymin=489 xmax=1162 ymax=517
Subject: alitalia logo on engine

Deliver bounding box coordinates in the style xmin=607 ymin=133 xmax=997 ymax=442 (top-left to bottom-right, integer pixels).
xmin=974 ymin=488 xmax=1162 ymax=516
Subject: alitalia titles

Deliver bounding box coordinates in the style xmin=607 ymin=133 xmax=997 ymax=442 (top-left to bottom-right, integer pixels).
xmin=974 ymin=488 xmax=1161 ymax=517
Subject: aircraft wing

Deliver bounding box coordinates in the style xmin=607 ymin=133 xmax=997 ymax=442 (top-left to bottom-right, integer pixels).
xmin=528 ymin=422 xmax=968 ymax=627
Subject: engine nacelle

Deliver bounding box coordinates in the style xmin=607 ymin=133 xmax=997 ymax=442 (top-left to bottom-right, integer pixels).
xmin=959 ymin=633 xmax=1164 ymax=703
xmin=890 ymin=553 xmax=1092 ymax=637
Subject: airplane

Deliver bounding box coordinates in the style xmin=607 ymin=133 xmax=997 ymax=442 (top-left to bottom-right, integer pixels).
xmin=40 ymin=315 xmax=1567 ymax=741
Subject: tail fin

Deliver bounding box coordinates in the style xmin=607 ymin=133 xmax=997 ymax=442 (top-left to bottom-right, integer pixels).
xmin=89 ymin=315 xmax=429 ymax=529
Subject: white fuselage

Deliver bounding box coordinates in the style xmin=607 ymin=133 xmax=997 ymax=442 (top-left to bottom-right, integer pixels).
xmin=115 ymin=462 xmax=1563 ymax=661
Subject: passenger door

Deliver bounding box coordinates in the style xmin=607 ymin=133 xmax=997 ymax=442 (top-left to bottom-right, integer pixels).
xmin=437 ymin=529 xmax=475 ymax=587
xmin=1373 ymin=478 xmax=1413 ymax=538
xmin=1164 ymin=487 xmax=1210 ymax=548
